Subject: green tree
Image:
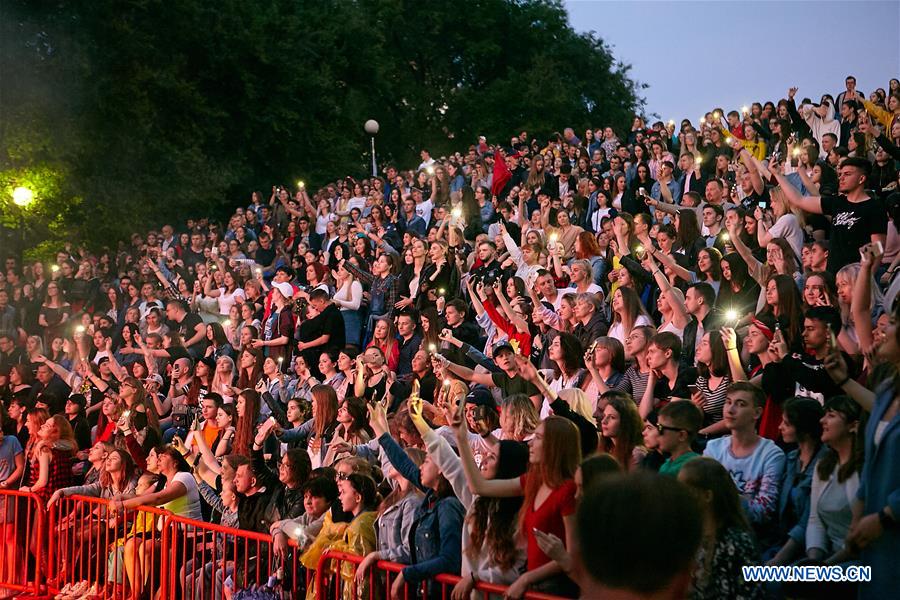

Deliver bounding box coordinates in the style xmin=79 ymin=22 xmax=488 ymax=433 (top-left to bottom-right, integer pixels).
xmin=0 ymin=0 xmax=643 ymax=256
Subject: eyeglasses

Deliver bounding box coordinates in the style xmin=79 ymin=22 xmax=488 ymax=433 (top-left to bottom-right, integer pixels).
xmin=655 ymin=423 xmax=688 ymax=435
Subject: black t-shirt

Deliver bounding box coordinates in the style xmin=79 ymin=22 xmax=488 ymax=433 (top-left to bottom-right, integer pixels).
xmin=653 ymin=365 xmax=699 ymax=402
xmin=307 ymin=303 xmax=345 ymax=351
xmin=177 ymin=312 xmax=207 ymax=357
xmin=820 ymin=194 xmax=886 ymax=272
xmin=254 ymin=245 xmax=276 ymax=268
xmin=491 ymin=371 xmax=540 ymax=400
xmin=182 ymin=248 xmax=206 ymax=270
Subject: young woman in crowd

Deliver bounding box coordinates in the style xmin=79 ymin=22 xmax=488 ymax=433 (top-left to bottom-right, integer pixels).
xmin=608 ymin=287 xmax=653 ymax=344
xmin=803 ymin=396 xmax=864 ymax=567
xmin=678 ymin=457 xmax=763 ymax=600
xmin=354 ymin=448 xmax=424 ymax=584
xmin=599 ymin=395 xmax=646 ymax=471
xmin=582 ymin=336 xmax=627 ymax=410
xmin=455 ymin=413 xmax=582 ymax=598
xmin=333 ymin=260 xmax=364 ymax=349
xmin=367 ymin=317 xmax=400 ymax=373
xmin=693 ymin=332 xmax=733 ymax=438
xmin=367 ymin=400 xmax=465 ymax=599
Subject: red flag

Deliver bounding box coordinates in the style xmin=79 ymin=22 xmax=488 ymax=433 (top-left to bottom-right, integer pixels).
xmin=490 ymin=150 xmax=511 ymax=198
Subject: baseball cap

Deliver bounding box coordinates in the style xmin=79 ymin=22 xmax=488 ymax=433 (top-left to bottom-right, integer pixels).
xmin=144 ymin=374 xmax=164 ymax=386
xmin=492 ymin=340 xmax=515 ymax=356
xmin=465 ymin=386 xmax=498 ymax=412
xmin=66 ymin=393 xmax=88 ymax=408
xmin=272 ymin=281 xmax=294 ymax=300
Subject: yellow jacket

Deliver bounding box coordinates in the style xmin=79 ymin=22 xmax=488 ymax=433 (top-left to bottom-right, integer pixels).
xmin=863 ymin=99 xmax=899 ymax=131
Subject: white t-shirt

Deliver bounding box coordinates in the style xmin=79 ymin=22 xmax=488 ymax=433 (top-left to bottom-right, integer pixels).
xmin=316 ymin=212 xmax=336 ymax=235
xmin=767 ymin=214 xmax=804 ymax=259
xmin=416 ymin=199 xmax=434 ymax=227
xmin=217 ymin=288 xmax=246 ymax=316
xmin=608 ymin=315 xmax=653 ymax=345
xmin=161 ymin=471 xmax=203 ymax=521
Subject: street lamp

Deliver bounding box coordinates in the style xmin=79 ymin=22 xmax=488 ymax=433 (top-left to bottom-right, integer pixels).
xmin=364 ymin=119 xmax=380 ymax=177
xmin=11 ymin=186 xmax=34 ymax=264
xmin=12 ymin=186 xmax=34 ymax=207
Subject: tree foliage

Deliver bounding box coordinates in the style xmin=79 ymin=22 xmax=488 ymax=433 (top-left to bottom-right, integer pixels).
xmin=0 ymin=0 xmax=643 ymax=254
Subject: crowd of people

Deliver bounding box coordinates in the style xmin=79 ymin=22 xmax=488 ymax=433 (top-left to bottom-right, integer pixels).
xmin=1 ymin=74 xmax=899 ymax=600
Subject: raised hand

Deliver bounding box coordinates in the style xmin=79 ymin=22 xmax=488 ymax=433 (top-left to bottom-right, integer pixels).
xmin=369 ymin=400 xmax=389 ymax=436
xmin=720 ymin=326 xmax=738 ymax=351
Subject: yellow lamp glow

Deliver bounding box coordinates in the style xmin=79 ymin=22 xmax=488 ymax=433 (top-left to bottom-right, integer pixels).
xmin=12 ymin=187 xmax=34 ymax=207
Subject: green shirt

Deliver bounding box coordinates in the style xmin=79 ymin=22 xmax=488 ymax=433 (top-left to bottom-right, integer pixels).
xmin=659 ymin=451 xmax=699 ymax=477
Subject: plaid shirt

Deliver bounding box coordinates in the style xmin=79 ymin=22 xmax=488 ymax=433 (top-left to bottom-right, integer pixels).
xmin=28 ymin=446 xmax=75 ymax=504
xmin=343 ymin=261 xmax=399 ymax=318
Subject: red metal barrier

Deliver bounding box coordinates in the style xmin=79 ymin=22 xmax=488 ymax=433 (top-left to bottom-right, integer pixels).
xmin=0 ymin=490 xmax=568 ymax=599
xmin=161 ymin=511 xmax=283 ymax=599
xmin=314 ymin=549 xmax=568 ymax=600
xmin=46 ymin=494 xmax=171 ymax=600
xmin=0 ymin=489 xmax=45 ymax=597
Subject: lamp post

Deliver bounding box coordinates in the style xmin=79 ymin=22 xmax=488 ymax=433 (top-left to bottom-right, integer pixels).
xmin=11 ymin=186 xmax=34 ymax=263
xmin=364 ymin=119 xmax=380 ymax=177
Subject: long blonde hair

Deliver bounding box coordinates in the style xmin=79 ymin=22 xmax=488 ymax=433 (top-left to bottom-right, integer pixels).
xmin=558 ymin=388 xmax=597 ymax=427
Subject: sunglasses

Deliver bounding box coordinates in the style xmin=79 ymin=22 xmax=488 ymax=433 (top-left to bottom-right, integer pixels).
xmin=655 ymin=423 xmax=688 ymax=435
xmin=337 ymin=472 xmax=351 ymax=481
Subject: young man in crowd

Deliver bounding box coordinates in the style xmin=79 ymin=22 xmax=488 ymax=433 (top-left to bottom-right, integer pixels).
xmin=643 ymin=332 xmax=697 ymax=417
xmin=166 ymin=298 xmax=207 ymax=359
xmin=656 ymin=401 xmax=703 ymax=477
xmin=395 ymin=310 xmax=423 ymax=377
xmin=762 ymin=306 xmax=855 ymax=406
xmin=774 ymin=156 xmax=886 ymax=272
xmin=703 ymin=382 xmax=785 ymax=540
xmin=680 ymin=282 xmax=717 ymax=366
xmin=438 ymin=340 xmax=541 ymax=409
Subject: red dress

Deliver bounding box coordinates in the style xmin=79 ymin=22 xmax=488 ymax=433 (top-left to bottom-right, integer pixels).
xmin=28 ymin=446 xmax=75 ymax=505
xmin=518 ymin=474 xmax=577 ymax=570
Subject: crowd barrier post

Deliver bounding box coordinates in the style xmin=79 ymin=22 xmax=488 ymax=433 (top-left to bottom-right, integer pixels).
xmin=46 ymin=494 xmax=171 ymax=600
xmin=0 ymin=489 xmax=45 ymax=597
xmin=163 ymin=511 xmax=280 ymax=600
xmin=1 ymin=491 xmax=570 ymax=600
xmin=314 ymin=549 xmax=568 ymax=600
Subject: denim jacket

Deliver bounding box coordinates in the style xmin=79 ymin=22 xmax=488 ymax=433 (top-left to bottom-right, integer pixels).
xmin=777 ymin=445 xmax=825 ymax=546
xmin=377 ymin=433 xmax=464 ymax=584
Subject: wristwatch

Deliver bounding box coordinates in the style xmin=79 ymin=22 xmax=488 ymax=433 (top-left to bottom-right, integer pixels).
xmin=878 ymin=508 xmax=897 ymax=530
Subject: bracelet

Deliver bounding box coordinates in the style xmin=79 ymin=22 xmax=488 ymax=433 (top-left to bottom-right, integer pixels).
xmin=725 ymin=346 xmax=737 ymax=351
xmin=836 ymin=375 xmax=851 ymax=387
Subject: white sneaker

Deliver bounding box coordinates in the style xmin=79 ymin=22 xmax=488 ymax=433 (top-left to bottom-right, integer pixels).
xmin=55 ymin=582 xmax=75 ymax=600
xmin=77 ymin=583 xmax=99 ymax=600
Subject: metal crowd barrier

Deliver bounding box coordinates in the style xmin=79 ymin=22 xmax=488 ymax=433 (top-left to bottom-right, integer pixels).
xmin=0 ymin=490 xmax=567 ymax=599
xmin=0 ymin=489 xmax=45 ymax=597
xmin=314 ymin=549 xmax=568 ymax=600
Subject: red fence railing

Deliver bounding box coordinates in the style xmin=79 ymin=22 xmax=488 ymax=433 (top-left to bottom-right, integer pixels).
xmin=0 ymin=490 xmax=568 ymax=600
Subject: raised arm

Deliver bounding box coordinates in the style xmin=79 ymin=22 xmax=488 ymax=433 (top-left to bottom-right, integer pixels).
xmin=720 ymin=327 xmax=748 ymax=381
xmin=491 ymin=280 xmax=529 ymax=334
xmin=452 ymin=402 xmax=523 ymax=498
xmin=645 ymin=252 xmax=690 ymax=329
xmin=771 ymin=168 xmax=822 ymax=215
xmin=500 ymin=223 xmax=523 ymax=267
xmin=735 ymin=144 xmax=764 ymax=195
xmin=650 ymin=246 xmax=694 ymax=285
xmin=851 ymin=244 xmax=878 ymax=353
xmin=727 ymin=221 xmax=764 ymax=284
xmin=433 ymin=353 xmax=494 ymax=388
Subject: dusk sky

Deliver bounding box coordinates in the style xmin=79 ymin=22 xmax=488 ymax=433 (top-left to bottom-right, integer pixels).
xmin=564 ymin=0 xmax=900 ymax=123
